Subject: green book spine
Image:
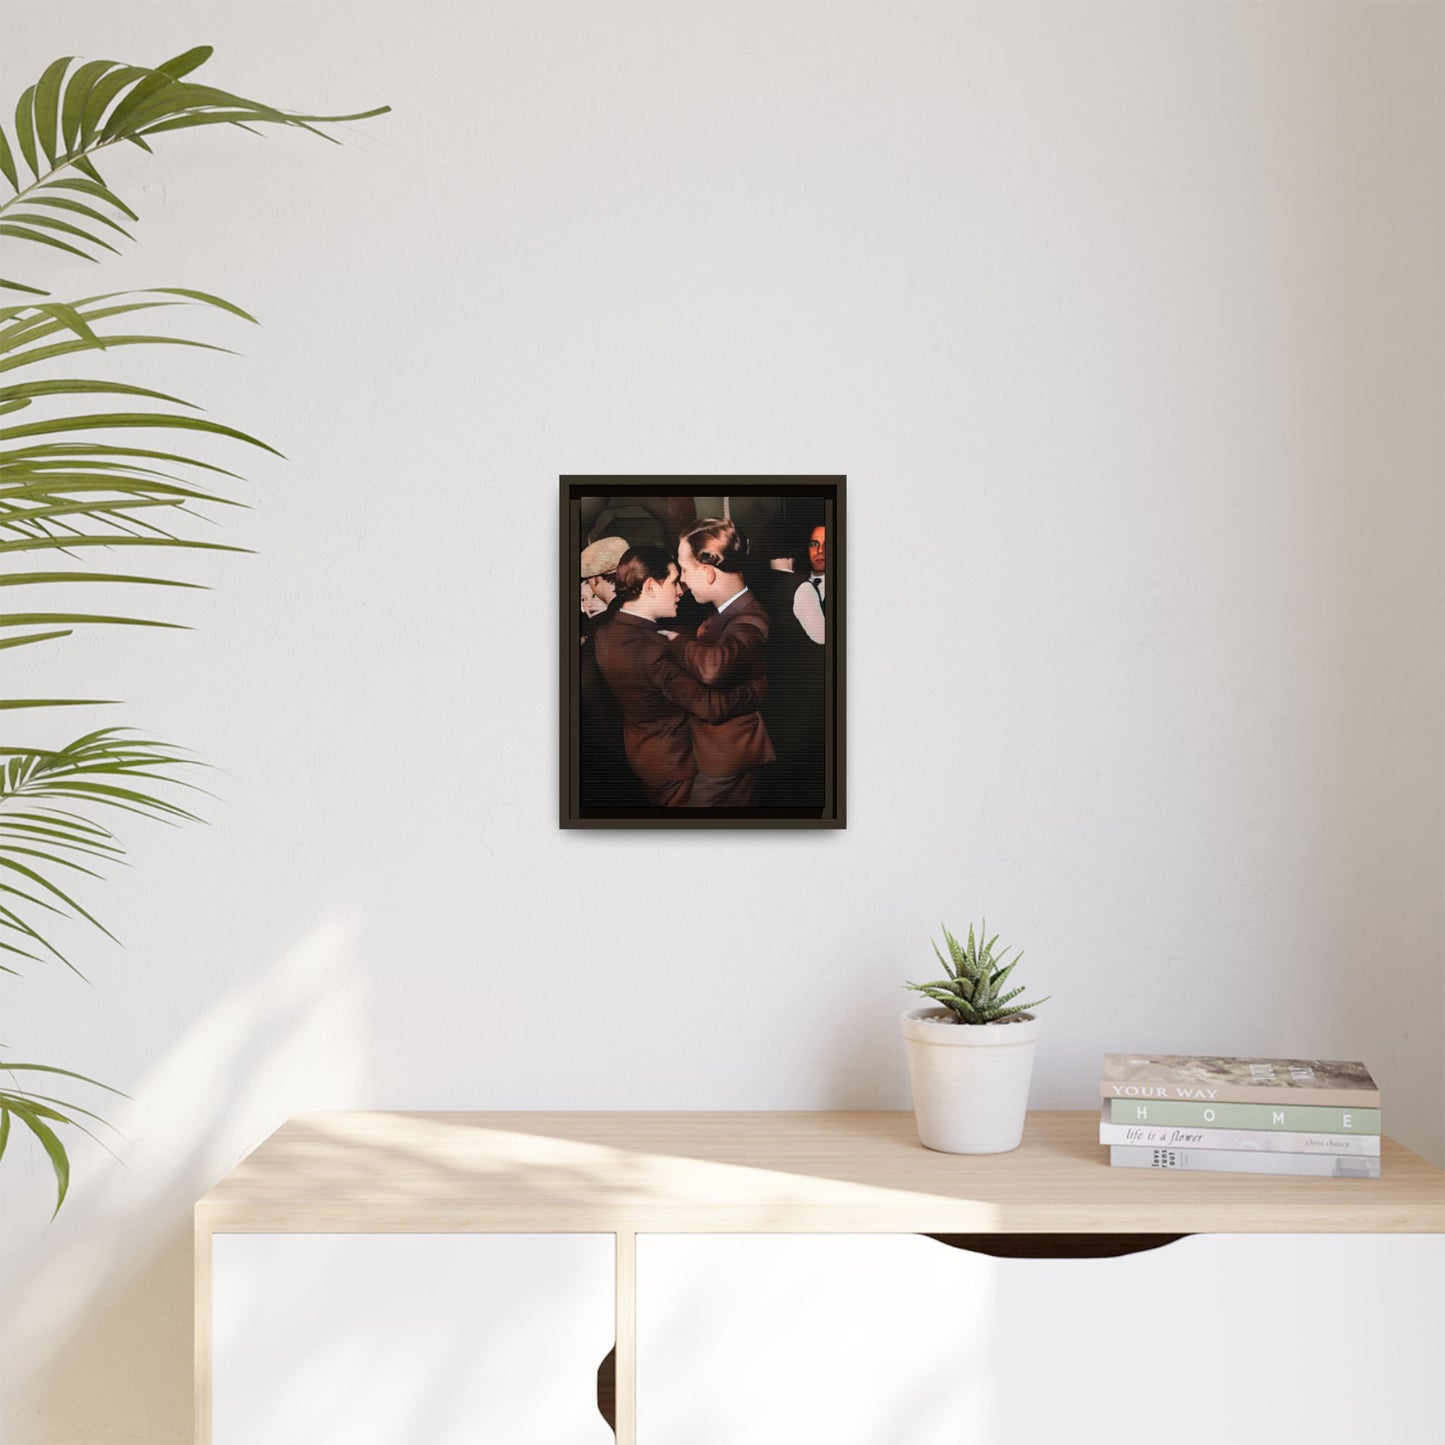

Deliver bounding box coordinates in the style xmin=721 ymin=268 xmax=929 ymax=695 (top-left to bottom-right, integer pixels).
xmin=1107 ymin=1099 xmax=1381 ymax=1133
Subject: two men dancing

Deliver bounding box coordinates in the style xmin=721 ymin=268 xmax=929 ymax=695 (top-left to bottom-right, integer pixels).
xmin=592 ymin=518 xmax=776 ymax=808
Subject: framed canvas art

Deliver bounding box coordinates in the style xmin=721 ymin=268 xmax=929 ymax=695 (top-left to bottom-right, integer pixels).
xmin=560 ymin=477 xmax=845 ymax=828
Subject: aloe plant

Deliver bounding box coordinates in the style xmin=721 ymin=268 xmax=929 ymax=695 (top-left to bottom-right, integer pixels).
xmin=0 ymin=46 xmax=386 ymax=1212
xmin=906 ymin=922 xmax=1050 ymax=1025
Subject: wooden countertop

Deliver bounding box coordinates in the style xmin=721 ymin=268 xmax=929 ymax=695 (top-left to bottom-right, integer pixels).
xmin=194 ymin=1110 xmax=1445 ymax=1235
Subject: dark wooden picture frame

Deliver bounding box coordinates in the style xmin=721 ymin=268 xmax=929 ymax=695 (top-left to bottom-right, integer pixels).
xmin=560 ymin=477 xmax=845 ymax=828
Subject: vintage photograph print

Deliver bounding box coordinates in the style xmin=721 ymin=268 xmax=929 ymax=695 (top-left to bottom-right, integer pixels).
xmin=561 ymin=478 xmax=845 ymax=828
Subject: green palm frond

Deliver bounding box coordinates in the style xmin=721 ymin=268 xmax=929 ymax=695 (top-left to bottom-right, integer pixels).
xmin=1 ymin=47 xmax=388 ymax=294
xmin=1 ymin=45 xmax=385 ymax=1214
xmin=0 ymin=288 xmax=266 ymax=713
xmin=0 ymin=1059 xmax=126 ymax=1214
xmin=0 ymin=729 xmax=203 ymax=975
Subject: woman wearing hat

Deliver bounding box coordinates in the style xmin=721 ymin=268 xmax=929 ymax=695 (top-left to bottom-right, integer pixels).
xmin=578 ymin=536 xmax=636 ymax=805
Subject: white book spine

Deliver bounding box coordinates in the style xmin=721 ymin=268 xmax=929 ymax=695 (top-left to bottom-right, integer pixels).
xmin=1109 ymin=1145 xmax=1380 ymax=1179
xmin=1098 ymin=1118 xmax=1380 ymax=1156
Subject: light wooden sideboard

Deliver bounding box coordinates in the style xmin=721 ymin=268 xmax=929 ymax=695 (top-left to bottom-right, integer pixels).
xmin=195 ymin=1111 xmax=1445 ymax=1444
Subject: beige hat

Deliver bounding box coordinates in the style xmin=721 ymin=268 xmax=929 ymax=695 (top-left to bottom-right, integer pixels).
xmin=580 ymin=536 xmax=628 ymax=578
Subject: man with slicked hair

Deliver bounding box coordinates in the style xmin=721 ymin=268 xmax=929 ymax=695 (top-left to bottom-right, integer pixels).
xmin=674 ymin=518 xmax=776 ymax=806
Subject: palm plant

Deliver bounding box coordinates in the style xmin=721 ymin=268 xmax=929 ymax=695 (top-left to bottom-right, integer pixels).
xmin=0 ymin=45 xmax=386 ymax=1210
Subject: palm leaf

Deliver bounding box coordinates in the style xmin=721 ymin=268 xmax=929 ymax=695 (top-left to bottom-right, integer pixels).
xmin=13 ymin=86 xmax=39 ymax=180
xmin=0 ymin=535 xmax=245 ymax=556
xmin=0 ymin=628 xmax=72 ymax=650
xmin=0 ymin=48 xmax=386 ymax=1214
xmin=0 ymin=331 xmax=234 ymax=374
xmin=1 ymin=1089 xmax=114 ymax=1129
xmin=0 ymin=124 xmax=17 ymax=190
xmin=0 ymin=409 xmax=282 ymax=453
xmin=0 ymin=1058 xmax=127 ymax=1211
xmin=33 ymin=57 xmax=76 ymax=170
xmin=0 ymin=697 xmax=115 ymax=709
xmin=1 ymin=48 xmax=387 ymax=293
xmin=46 ymin=178 xmax=139 ymax=221
xmin=0 ymin=290 xmax=261 ymax=702
xmin=4 ymin=1103 xmax=70 ymax=1213
xmin=0 ymin=378 xmax=192 ymax=408
xmin=3 ymin=209 xmax=120 ymax=255
xmin=0 ymin=1059 xmax=127 ymax=1092
xmin=59 ymin=60 xmax=117 ymax=155
xmin=0 ymin=222 xmax=94 ymax=262
xmin=26 ymin=195 xmax=134 ymax=238
xmin=0 ymin=610 xmax=184 ymax=631
xmin=0 ymin=730 xmax=203 ymax=970
xmin=3 ymin=480 xmax=231 ymax=509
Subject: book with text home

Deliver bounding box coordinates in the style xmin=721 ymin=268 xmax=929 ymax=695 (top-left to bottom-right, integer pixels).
xmin=1097 ymin=1104 xmax=1380 ymax=1156
xmin=1099 ymin=1053 xmax=1378 ymax=1107
xmin=1110 ymin=1145 xmax=1380 ymax=1179
xmin=1108 ymin=1099 xmax=1380 ymax=1133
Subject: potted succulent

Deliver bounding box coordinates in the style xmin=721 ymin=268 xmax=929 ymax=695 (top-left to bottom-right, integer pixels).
xmin=901 ymin=922 xmax=1050 ymax=1154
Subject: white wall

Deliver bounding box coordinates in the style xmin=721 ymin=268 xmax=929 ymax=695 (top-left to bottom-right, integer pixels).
xmin=2 ymin=2 xmax=1441 ymax=1441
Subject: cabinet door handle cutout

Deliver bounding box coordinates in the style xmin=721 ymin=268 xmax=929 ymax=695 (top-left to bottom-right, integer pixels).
xmin=597 ymin=1344 xmax=616 ymax=1434
xmin=925 ymin=1233 xmax=1189 ymax=1259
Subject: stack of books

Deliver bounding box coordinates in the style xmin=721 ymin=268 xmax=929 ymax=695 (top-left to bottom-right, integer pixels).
xmin=1099 ymin=1053 xmax=1381 ymax=1179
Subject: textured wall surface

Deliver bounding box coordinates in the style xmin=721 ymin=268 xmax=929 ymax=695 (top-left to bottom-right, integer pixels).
xmin=3 ymin=3 xmax=1441 ymax=1441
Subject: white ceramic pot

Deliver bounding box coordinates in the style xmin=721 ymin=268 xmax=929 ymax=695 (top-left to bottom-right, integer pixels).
xmin=900 ymin=1007 xmax=1041 ymax=1154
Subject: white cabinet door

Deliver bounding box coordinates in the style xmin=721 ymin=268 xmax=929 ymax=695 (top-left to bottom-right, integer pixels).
xmin=637 ymin=1234 xmax=990 ymax=1445
xmin=213 ymin=1233 xmax=614 ymax=1445
xmin=636 ymin=1233 xmax=1445 ymax=1445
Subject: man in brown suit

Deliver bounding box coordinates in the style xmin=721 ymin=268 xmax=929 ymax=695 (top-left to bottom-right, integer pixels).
xmin=593 ymin=545 xmax=766 ymax=808
xmin=674 ymin=518 xmax=777 ymax=806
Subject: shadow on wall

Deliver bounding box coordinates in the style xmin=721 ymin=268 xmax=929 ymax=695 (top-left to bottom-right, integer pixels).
xmin=3 ymin=916 xmax=366 ymax=1445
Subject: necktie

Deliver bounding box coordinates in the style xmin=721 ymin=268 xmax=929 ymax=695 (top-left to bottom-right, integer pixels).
xmin=810 ymin=577 xmax=825 ymax=613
